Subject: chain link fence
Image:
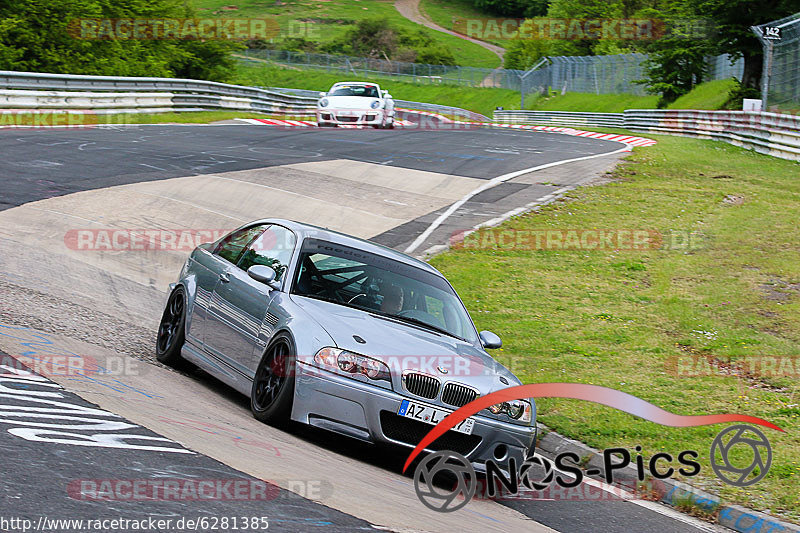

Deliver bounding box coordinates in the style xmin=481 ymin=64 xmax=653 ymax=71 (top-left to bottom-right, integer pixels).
xmin=753 ymin=12 xmax=800 ymax=112
xmin=707 ymin=54 xmax=746 ymax=82
xmin=240 ymin=49 xmax=518 ymax=88
xmin=240 ymin=48 xmax=743 ymax=102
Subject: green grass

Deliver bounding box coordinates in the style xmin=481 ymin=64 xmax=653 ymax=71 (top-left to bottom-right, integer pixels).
xmin=527 ymin=92 xmax=659 ymax=112
xmin=233 ymin=63 xmax=521 ymax=117
xmin=419 ymin=0 xmax=512 ymax=48
xmin=667 ymin=79 xmax=739 ymax=110
xmin=94 ymin=111 xmax=273 ymax=124
xmin=519 ymin=80 xmax=741 ymax=113
xmin=191 ymin=0 xmax=501 ymax=68
xmin=430 ymin=136 xmax=800 ymax=521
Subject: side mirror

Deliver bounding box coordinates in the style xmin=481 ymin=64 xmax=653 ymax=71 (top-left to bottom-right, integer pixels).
xmin=384 ymin=93 xmax=392 ymax=99
xmin=319 ymin=92 xmax=326 ymax=98
xmin=479 ymin=330 xmax=502 ymax=349
xmin=247 ymin=265 xmax=280 ymax=290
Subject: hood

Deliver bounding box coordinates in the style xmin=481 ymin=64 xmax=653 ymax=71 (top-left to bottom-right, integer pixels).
xmin=292 ymin=295 xmax=518 ymax=394
xmin=322 ymin=96 xmax=382 ymax=109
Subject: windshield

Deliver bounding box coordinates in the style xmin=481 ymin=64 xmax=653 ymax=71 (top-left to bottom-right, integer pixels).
xmin=329 ymin=85 xmax=380 ymax=98
xmin=292 ymin=239 xmax=478 ymax=343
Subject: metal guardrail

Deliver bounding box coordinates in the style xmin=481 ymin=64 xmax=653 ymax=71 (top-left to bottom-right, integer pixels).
xmin=494 ymin=110 xmax=623 ymax=128
xmin=0 ymin=70 xmax=318 ymax=116
xmin=0 ymin=71 xmax=491 ymax=121
xmin=623 ymin=109 xmax=800 ymax=160
xmin=493 ymin=108 xmax=800 ymax=161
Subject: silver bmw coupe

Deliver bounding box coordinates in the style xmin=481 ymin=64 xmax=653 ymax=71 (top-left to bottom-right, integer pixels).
xmin=156 ymin=219 xmax=536 ymax=468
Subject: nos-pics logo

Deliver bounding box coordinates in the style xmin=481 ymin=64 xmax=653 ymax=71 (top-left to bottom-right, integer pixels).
xmin=413 ymin=424 xmax=772 ymax=512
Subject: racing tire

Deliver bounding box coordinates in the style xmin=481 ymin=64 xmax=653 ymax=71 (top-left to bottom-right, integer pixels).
xmin=156 ymin=287 xmax=187 ymax=367
xmin=251 ymin=333 xmax=296 ymax=426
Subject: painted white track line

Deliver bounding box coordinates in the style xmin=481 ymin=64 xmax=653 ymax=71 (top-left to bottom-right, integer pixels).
xmin=404 ymin=145 xmax=631 ymax=254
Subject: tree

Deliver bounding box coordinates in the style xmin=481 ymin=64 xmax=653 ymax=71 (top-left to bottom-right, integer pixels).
xmin=472 ymin=0 xmax=548 ymax=17
xmin=0 ymin=0 xmax=241 ymax=81
xmin=689 ymin=0 xmax=798 ymax=90
xmin=639 ymin=36 xmax=710 ymax=105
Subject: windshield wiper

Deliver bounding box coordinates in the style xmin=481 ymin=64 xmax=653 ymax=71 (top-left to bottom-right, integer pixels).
xmin=377 ymin=313 xmax=463 ymax=341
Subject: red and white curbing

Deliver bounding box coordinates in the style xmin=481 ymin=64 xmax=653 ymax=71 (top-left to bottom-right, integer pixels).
xmin=459 ymin=122 xmax=657 ymax=147
xmin=238 ymin=116 xmax=656 ymax=148
xmin=239 ymin=118 xmax=415 ymax=128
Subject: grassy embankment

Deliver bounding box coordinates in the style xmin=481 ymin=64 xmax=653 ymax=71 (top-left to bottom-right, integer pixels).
xmin=430 ymin=134 xmax=800 ymax=521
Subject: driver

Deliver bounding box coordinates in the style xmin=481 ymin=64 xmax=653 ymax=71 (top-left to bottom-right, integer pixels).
xmin=380 ymin=284 xmax=403 ymax=314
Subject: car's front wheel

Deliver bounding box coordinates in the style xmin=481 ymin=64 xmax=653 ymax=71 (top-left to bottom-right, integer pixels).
xmin=251 ymin=334 xmax=296 ymax=425
xmin=156 ymin=287 xmax=186 ymax=366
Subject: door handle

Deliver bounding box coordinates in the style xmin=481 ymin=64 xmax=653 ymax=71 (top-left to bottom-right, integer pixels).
xmin=219 ymin=271 xmax=230 ymax=283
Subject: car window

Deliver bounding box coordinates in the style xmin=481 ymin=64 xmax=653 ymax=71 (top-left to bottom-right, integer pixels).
xmin=292 ymin=239 xmax=477 ymax=343
xmin=214 ymin=225 xmax=269 ymax=265
xmin=238 ymin=225 xmax=296 ymax=282
xmin=329 ymin=85 xmax=379 ymax=98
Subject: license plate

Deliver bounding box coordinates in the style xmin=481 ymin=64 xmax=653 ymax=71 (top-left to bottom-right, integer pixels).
xmin=397 ymin=399 xmax=475 ymax=435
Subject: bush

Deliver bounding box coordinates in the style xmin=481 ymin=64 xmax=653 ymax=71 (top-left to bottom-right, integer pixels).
xmin=416 ymin=44 xmax=456 ymax=66
xmin=277 ymin=37 xmax=319 ymax=53
xmin=721 ymin=79 xmax=761 ymax=110
xmin=504 ymin=39 xmax=551 ymax=70
xmin=322 ymin=17 xmax=455 ymax=64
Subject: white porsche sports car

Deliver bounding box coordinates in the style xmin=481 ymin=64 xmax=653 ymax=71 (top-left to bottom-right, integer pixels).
xmin=316 ymin=82 xmax=395 ymax=129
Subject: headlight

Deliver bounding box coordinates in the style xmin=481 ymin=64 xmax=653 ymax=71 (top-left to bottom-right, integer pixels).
xmin=370 ymin=100 xmax=381 ymax=109
xmin=319 ymin=98 xmax=329 ymax=107
xmin=314 ymin=347 xmax=391 ymax=383
xmin=488 ymin=400 xmax=532 ymax=424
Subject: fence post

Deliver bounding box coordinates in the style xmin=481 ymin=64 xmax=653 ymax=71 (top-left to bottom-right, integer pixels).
xmin=763 ymin=40 xmax=774 ymax=109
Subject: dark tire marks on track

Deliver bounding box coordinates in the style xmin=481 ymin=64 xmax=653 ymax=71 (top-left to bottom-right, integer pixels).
xmin=0 ymin=124 xmax=620 ymax=211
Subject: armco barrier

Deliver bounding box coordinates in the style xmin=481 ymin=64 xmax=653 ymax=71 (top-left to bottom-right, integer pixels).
xmin=494 ymin=108 xmax=800 ymax=161
xmin=494 ymin=110 xmax=623 ymax=128
xmin=0 ymin=70 xmax=490 ymax=120
xmin=0 ymin=70 xmax=318 ymax=116
xmin=623 ymin=109 xmax=800 ymax=161
xmin=0 ymin=89 xmax=174 ymax=110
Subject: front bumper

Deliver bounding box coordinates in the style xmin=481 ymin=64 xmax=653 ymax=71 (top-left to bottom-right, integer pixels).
xmin=316 ymin=109 xmax=386 ymax=126
xmin=292 ymin=362 xmax=536 ymax=469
